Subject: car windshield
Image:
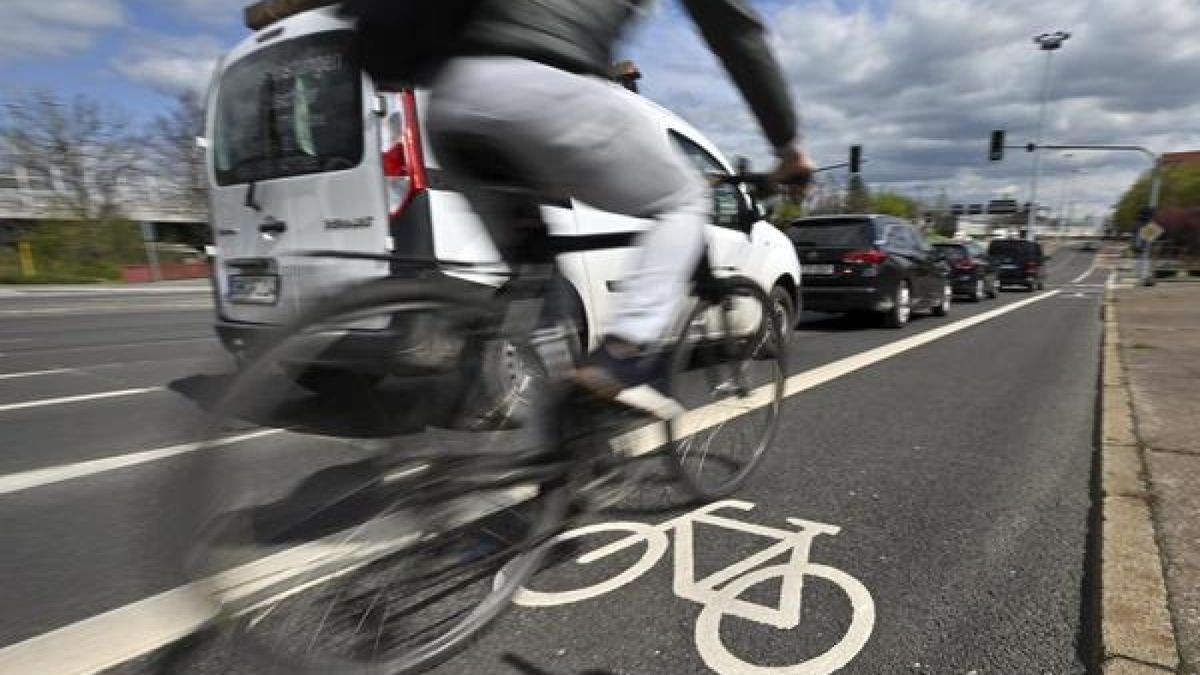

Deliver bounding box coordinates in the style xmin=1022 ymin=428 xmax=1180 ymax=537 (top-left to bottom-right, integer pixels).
xmin=212 ymin=30 xmax=362 ymax=186
xmin=787 ymin=219 xmax=875 ymax=247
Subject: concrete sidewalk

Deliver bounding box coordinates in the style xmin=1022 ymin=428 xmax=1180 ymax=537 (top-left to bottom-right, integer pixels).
xmin=1104 ymin=283 xmax=1200 ymax=673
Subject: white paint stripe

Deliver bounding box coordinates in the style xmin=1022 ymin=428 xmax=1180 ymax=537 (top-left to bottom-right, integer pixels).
xmin=0 ymin=430 xmax=283 ymax=497
xmin=0 ymin=388 xmax=161 ymax=414
xmin=0 ymin=290 xmax=1065 ymax=674
xmin=1070 ymin=257 xmax=1100 ymax=284
xmin=614 ymin=291 xmax=1062 ymax=456
xmin=0 ymin=489 xmax=531 ymax=675
xmin=0 ymin=368 xmax=76 ymax=381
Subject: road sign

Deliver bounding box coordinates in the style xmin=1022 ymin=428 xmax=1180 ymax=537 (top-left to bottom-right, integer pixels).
xmin=1139 ymin=221 xmax=1164 ymax=243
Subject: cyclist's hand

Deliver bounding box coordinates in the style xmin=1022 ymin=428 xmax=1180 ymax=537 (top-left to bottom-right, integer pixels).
xmin=770 ymin=145 xmax=815 ymax=191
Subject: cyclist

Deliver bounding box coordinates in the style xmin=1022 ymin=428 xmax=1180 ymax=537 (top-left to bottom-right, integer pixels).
xmin=424 ymin=0 xmax=814 ymax=412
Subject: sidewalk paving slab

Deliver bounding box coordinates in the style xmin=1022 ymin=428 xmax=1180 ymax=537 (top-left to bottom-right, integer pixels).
xmin=1112 ymin=283 xmax=1200 ymax=674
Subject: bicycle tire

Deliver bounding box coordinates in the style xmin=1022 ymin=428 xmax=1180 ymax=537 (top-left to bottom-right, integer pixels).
xmin=177 ymin=276 xmax=572 ymax=674
xmin=664 ymin=278 xmax=786 ymax=500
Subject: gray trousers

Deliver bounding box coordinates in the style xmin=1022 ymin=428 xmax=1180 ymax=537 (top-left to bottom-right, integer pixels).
xmin=427 ymin=57 xmax=708 ymax=346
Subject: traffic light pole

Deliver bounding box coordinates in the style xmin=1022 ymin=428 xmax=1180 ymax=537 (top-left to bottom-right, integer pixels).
xmin=1020 ymin=144 xmax=1162 ymax=283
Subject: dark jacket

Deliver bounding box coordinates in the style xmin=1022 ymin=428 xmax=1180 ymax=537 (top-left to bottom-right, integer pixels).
xmin=460 ymin=0 xmax=797 ymax=149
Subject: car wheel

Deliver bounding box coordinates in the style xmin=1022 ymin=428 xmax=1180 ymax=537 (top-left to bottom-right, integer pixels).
xmin=881 ymin=281 xmax=911 ymax=328
xmin=971 ymin=278 xmax=985 ymax=302
xmin=932 ymin=283 xmax=951 ymax=316
xmin=759 ymin=285 xmax=794 ymax=358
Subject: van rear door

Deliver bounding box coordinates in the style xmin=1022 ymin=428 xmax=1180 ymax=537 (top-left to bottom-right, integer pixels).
xmin=209 ymin=29 xmax=389 ymax=326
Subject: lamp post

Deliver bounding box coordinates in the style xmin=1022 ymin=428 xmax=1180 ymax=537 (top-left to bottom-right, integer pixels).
xmin=1025 ymin=30 xmax=1071 ymax=241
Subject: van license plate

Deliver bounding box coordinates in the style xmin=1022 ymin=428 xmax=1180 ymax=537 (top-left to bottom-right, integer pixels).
xmin=802 ymin=264 xmax=834 ymax=275
xmin=228 ymin=275 xmax=279 ymax=305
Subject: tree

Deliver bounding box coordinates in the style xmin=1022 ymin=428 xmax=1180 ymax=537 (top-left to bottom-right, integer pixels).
xmin=0 ymin=91 xmax=143 ymax=221
xmin=1113 ymin=164 xmax=1200 ymax=254
xmin=869 ymin=191 xmax=919 ymax=219
xmin=844 ymin=174 xmax=870 ymax=213
xmin=149 ymin=91 xmax=209 ymax=218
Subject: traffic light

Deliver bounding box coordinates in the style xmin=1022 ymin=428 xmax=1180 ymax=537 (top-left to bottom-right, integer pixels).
xmin=849 ymin=145 xmax=862 ymax=173
xmin=989 ymin=130 xmax=1005 ymax=161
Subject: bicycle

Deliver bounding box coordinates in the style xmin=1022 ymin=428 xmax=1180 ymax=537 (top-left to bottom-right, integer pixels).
xmin=169 ymin=174 xmax=792 ymax=674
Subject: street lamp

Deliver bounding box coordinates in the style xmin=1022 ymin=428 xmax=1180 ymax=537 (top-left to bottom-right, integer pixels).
xmin=1025 ymin=30 xmax=1071 ymax=241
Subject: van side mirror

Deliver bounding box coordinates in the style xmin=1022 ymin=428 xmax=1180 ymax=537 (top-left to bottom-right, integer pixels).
xmin=712 ymin=182 xmax=755 ymax=231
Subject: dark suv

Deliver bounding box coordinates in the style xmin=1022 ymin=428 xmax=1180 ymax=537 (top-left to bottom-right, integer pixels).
xmin=786 ymin=215 xmax=951 ymax=328
xmin=934 ymin=241 xmax=997 ymax=301
xmin=987 ymin=239 xmax=1047 ymax=290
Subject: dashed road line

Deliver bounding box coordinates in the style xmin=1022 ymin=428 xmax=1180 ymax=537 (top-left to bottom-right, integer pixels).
xmin=0 ymin=430 xmax=283 ymax=497
xmin=0 ymin=368 xmax=77 ymax=381
xmin=0 ymin=388 xmax=162 ymax=414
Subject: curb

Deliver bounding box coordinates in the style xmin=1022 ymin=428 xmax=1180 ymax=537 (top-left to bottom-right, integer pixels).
xmin=1099 ymin=290 xmax=1181 ymax=673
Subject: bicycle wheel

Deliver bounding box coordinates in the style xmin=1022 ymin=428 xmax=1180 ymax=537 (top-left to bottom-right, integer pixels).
xmin=176 ymin=277 xmax=571 ymax=674
xmin=664 ymin=278 xmax=786 ymax=499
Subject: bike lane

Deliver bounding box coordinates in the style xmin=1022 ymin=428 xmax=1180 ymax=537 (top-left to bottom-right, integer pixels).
xmin=417 ymin=282 xmax=1101 ymax=674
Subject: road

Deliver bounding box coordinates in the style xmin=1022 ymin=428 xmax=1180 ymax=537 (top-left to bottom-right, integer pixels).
xmin=0 ymin=247 xmax=1110 ymax=674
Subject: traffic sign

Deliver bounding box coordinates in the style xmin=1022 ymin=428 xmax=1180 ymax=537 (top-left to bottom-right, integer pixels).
xmin=1139 ymin=221 xmax=1164 ymax=243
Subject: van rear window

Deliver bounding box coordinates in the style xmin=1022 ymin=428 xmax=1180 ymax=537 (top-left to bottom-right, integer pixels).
xmin=213 ymin=30 xmax=362 ymax=186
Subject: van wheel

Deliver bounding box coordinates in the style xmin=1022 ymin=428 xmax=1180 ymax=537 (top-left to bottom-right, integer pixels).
xmin=880 ymin=281 xmax=911 ymax=328
xmin=759 ymin=286 xmax=795 ymax=358
xmin=294 ymin=367 xmax=383 ymax=397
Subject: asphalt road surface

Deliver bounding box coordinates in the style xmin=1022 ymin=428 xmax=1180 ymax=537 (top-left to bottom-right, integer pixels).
xmin=0 ymin=247 xmax=1111 ymax=675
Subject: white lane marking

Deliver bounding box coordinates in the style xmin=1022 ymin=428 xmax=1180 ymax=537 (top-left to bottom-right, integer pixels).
xmin=0 ymin=302 xmax=212 ymax=317
xmin=0 ymin=430 xmax=282 ymax=497
xmin=0 ymin=487 xmax=533 ymax=675
xmin=0 ymin=388 xmax=162 ymax=414
xmin=515 ymin=500 xmax=875 ymax=674
xmin=0 ymin=290 xmax=1063 ymax=674
xmin=614 ymin=290 xmax=1062 ymax=456
xmin=0 ymin=338 xmax=34 ymax=345
xmin=0 ymin=368 xmax=76 ymax=381
xmin=1070 ymin=256 xmax=1100 ymax=284
xmin=0 ymin=337 xmax=216 ymax=357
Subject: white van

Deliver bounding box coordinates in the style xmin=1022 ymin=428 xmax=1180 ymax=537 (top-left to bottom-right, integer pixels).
xmin=206 ymin=0 xmax=802 ymax=406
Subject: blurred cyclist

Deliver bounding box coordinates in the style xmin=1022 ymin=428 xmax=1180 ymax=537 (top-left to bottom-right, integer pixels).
xmin=355 ymin=0 xmax=813 ymax=412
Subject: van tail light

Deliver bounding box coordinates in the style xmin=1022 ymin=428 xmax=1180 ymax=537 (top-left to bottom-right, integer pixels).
xmin=1025 ymin=260 xmax=1040 ymax=271
xmin=381 ymin=89 xmax=428 ymax=217
xmin=954 ymin=260 xmax=976 ymax=271
xmin=842 ymin=249 xmax=888 ymax=265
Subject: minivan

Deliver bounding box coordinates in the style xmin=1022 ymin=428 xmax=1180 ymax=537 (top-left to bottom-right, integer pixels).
xmin=987 ymin=239 xmax=1047 ymax=291
xmin=204 ymin=0 xmax=802 ymax=420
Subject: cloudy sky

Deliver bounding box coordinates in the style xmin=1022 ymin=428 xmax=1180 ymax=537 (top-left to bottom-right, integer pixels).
xmin=3 ymin=0 xmax=1198 ymax=221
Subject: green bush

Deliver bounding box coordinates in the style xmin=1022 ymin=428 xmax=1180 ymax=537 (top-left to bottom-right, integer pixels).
xmin=16 ymin=219 xmax=145 ymax=281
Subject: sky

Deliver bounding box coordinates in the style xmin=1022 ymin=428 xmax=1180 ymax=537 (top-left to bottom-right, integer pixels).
xmin=3 ymin=0 xmax=1199 ymax=222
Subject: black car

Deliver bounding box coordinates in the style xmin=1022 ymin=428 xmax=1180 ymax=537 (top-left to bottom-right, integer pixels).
xmin=987 ymin=239 xmax=1048 ymax=290
xmin=934 ymin=241 xmax=998 ymax=301
xmin=787 ymin=215 xmax=951 ymax=328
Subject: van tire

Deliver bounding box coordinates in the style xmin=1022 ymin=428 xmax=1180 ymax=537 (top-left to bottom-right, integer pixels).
xmin=759 ymin=285 xmax=794 ymax=358
xmin=453 ymin=281 xmax=586 ymax=431
xmin=294 ymin=367 xmax=383 ymax=397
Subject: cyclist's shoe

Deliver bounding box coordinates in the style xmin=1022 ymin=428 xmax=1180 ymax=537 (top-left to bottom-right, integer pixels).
xmin=571 ymin=336 xmax=685 ymax=420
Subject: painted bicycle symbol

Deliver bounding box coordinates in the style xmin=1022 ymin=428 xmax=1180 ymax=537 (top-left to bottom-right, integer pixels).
xmin=515 ymin=500 xmax=875 ymax=674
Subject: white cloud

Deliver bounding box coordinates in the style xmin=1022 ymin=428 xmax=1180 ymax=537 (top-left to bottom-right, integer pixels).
xmin=0 ymin=0 xmax=125 ymax=61
xmin=114 ymin=34 xmax=225 ymax=97
xmin=628 ymin=0 xmax=1200 ymax=219
xmin=174 ymin=0 xmax=249 ymax=25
